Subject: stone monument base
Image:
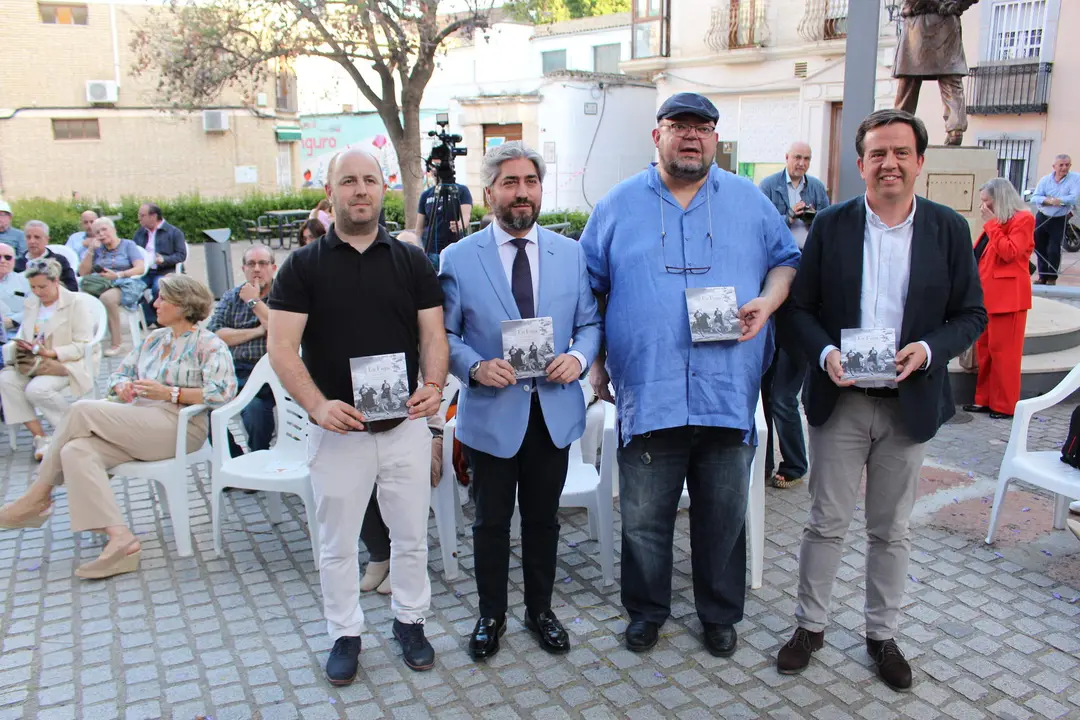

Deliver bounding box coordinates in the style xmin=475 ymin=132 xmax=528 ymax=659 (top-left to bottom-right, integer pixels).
xmin=914 ymin=145 xmax=998 ymax=244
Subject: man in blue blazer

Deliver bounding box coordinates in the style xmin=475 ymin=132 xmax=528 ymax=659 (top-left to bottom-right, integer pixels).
xmin=441 ymin=142 xmax=601 ymax=661
xmin=133 ymin=203 xmax=187 ymax=326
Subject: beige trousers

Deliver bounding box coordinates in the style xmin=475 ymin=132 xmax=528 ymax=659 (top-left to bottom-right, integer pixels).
xmin=98 ymin=288 xmax=124 ymax=347
xmin=37 ymin=399 xmax=207 ymax=532
xmin=894 ymin=75 xmax=968 ymax=135
xmin=0 ymin=368 xmax=72 ymax=428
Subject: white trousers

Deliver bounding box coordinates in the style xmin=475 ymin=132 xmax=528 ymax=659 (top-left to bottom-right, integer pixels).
xmin=0 ymin=368 xmax=72 ymax=428
xmin=308 ymin=417 xmax=432 ymax=639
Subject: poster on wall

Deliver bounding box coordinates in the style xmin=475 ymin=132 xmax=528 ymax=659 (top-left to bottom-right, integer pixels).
xmin=300 ymin=111 xmax=444 ymax=191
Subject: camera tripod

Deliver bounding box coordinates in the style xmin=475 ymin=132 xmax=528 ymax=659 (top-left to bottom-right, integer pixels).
xmin=421 ymin=180 xmax=468 ymax=267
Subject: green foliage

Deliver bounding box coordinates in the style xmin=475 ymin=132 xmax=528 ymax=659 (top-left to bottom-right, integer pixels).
xmin=535 ymin=211 xmax=591 ymax=234
xmin=504 ymin=0 xmax=629 ymax=24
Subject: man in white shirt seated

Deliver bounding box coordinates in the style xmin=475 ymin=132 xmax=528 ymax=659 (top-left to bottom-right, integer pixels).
xmin=65 ymin=211 xmax=99 ymax=261
xmin=0 ymin=243 xmax=30 ymax=332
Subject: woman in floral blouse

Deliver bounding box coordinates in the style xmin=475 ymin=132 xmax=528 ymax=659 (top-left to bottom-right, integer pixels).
xmin=0 ymin=274 xmax=236 ymax=579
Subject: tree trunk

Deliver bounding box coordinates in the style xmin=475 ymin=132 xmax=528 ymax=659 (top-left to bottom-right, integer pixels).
xmin=399 ymin=98 xmax=424 ymax=230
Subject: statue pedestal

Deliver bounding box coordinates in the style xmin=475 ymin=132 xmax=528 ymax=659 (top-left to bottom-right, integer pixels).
xmin=913 ymin=145 xmax=998 ymax=243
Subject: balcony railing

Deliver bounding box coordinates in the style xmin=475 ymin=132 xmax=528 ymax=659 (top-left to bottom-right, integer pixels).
xmin=705 ymin=0 xmax=769 ymax=52
xmin=966 ymin=62 xmax=1052 ymax=115
xmin=798 ymin=0 xmax=899 ymax=43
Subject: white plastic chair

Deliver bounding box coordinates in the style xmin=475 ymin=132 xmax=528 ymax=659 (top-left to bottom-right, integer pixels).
xmin=209 ymin=355 xmax=319 ymax=563
xmin=120 ymin=248 xmax=153 ymax=348
xmin=110 ymin=404 xmax=211 ymax=557
xmin=986 ymin=364 xmax=1080 ymax=543
xmin=47 ymin=244 xmax=79 ymax=269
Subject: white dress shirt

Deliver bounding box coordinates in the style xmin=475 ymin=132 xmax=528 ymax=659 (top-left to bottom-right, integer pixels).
xmin=785 ymin=170 xmax=810 ymax=250
xmin=145 ymin=224 xmax=159 ymax=269
xmin=0 ymin=271 xmax=31 ymax=327
xmin=819 ymin=196 xmax=931 ymax=387
xmin=492 ymin=222 xmax=586 ymax=376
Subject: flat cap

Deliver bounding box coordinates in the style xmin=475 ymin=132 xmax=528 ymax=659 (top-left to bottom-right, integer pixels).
xmin=656 ymin=92 xmax=719 ymax=123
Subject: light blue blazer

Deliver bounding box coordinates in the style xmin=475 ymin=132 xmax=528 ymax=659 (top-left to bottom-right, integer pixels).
xmin=440 ymin=225 xmax=602 ymax=459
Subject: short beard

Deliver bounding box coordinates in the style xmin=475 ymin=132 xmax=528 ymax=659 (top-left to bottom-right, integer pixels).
xmin=663 ymin=157 xmax=709 ymax=182
xmin=333 ymin=198 xmax=381 ymax=237
xmin=495 ymin=201 xmax=539 ymax=232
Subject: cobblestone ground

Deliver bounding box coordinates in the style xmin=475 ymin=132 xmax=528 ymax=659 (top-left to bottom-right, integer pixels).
xmin=2 ymin=353 xmax=1080 ymax=720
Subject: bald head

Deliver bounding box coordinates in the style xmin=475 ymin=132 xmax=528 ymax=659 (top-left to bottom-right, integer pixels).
xmin=325 ymin=148 xmax=386 ymax=237
xmin=786 ymin=142 xmax=812 ymax=183
xmin=80 ymin=210 xmax=98 ymax=233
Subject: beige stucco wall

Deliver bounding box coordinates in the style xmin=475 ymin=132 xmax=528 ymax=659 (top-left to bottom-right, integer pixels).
xmin=0 ymin=1 xmax=299 ymax=200
xmin=455 ymin=98 xmax=542 ymax=205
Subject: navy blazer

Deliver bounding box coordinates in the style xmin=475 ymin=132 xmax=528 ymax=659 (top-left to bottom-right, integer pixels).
xmin=759 ymin=169 xmax=831 ymax=220
xmin=780 ymin=195 xmax=987 ymax=443
xmin=133 ymin=221 xmax=187 ymax=272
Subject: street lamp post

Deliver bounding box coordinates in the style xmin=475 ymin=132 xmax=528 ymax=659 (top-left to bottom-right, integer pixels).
xmin=837 ymin=0 xmax=883 ymax=202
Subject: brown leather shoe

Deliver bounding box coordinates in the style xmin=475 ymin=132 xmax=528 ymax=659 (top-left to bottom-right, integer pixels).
xmin=867 ymin=637 xmax=912 ymax=691
xmin=776 ymin=627 xmax=824 ymax=674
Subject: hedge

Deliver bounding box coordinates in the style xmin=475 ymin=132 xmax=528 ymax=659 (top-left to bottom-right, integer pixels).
xmin=10 ymin=194 xmax=591 ymax=242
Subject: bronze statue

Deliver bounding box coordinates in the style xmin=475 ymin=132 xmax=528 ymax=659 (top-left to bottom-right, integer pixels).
xmin=893 ymin=0 xmax=979 ymax=145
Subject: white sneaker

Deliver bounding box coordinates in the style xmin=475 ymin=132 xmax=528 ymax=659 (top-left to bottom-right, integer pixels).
xmin=376 ymin=573 xmax=392 ymax=595
xmin=1070 ymin=500 xmax=1080 ymax=515
xmin=32 ymin=436 xmax=49 ymax=462
xmin=359 ymin=560 xmax=389 ymax=592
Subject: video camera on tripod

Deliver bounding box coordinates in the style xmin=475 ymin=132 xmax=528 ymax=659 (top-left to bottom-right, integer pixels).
xmin=420 ymin=113 xmax=471 ymax=265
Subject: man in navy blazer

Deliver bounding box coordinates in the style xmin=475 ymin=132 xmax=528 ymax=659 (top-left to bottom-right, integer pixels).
xmin=133 ymin=203 xmax=187 ymax=325
xmin=441 ymin=142 xmax=601 ymax=661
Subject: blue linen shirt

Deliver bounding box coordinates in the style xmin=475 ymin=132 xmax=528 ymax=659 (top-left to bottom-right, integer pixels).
xmin=1031 ymin=171 xmax=1080 ymax=218
xmin=0 ymin=228 xmax=25 ymax=258
xmin=580 ymin=164 xmax=800 ymax=446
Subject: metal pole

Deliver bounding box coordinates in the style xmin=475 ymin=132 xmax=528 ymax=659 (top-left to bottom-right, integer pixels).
xmin=837 ymin=0 xmax=883 ymax=202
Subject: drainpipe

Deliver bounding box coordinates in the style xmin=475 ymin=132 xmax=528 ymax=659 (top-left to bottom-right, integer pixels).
xmin=110 ymin=1 xmax=121 ymax=87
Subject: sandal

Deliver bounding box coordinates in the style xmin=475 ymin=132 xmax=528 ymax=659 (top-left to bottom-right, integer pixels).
xmin=770 ymin=474 xmax=804 ymax=489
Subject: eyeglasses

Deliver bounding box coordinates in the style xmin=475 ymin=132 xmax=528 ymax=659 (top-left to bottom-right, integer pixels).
xmin=244 ymin=260 xmax=273 ymax=268
xmin=0 ymin=254 xmax=12 ymax=261
xmin=660 ymin=181 xmax=715 ymax=275
xmin=661 ymin=122 xmax=716 ymax=139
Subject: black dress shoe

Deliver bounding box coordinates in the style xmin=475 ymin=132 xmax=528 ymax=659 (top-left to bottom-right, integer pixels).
xmin=468 ymin=615 xmax=506 ymax=660
xmin=867 ymin=637 xmax=913 ymax=692
xmin=962 ymin=404 xmax=991 ymax=414
xmin=989 ymin=411 xmax=1013 ymax=420
xmin=325 ymin=635 xmax=362 ymax=686
xmin=393 ymin=619 xmax=435 ymax=671
xmin=702 ymin=623 xmax=738 ymax=657
xmin=525 ymin=610 xmax=570 ymax=654
xmin=625 ymin=620 xmax=660 ymax=652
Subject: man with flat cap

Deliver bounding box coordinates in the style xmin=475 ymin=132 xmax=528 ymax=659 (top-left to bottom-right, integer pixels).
xmin=580 ymin=92 xmax=800 ymax=656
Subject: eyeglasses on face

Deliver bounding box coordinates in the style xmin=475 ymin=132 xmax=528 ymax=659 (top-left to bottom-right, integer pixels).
xmin=244 ymin=260 xmax=273 ymax=269
xmin=661 ymin=122 xmax=716 ymax=139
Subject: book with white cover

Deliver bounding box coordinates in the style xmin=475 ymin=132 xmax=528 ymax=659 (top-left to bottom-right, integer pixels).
xmin=502 ymin=317 xmax=556 ymax=379
xmin=685 ymin=286 xmax=740 ymax=342
xmin=840 ymin=328 xmax=897 ymax=381
xmin=350 ymin=353 xmax=410 ymax=421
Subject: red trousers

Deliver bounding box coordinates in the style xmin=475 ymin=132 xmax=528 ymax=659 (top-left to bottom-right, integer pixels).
xmin=974 ymin=311 xmax=1027 ymax=414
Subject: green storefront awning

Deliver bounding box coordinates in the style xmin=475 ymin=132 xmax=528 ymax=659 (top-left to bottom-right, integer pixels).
xmin=275 ymin=126 xmax=302 ymax=142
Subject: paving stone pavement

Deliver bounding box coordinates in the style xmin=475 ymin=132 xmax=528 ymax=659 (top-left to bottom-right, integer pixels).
xmin=1 ymin=353 xmax=1080 ymax=720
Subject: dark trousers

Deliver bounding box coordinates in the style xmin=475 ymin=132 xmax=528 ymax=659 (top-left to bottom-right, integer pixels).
xmin=1035 ymin=212 xmax=1069 ymax=279
xmin=140 ymin=270 xmax=167 ymax=326
xmin=618 ymin=426 xmax=752 ymax=626
xmin=468 ymin=396 xmax=569 ymax=618
xmin=360 ymin=490 xmax=391 ymax=563
xmin=226 ymin=363 xmax=277 ymax=458
xmin=761 ymin=347 xmax=809 ymax=480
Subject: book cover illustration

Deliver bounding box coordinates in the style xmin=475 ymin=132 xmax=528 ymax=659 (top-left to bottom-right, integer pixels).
xmin=685 ymin=286 xmax=740 ymax=342
xmin=840 ymin=328 xmax=897 ymax=381
xmin=350 ymin=352 xmax=410 ymax=421
xmin=502 ymin=317 xmax=556 ymax=379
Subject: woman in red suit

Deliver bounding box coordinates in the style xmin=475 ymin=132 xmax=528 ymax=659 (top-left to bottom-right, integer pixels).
xmin=963 ymin=178 xmax=1035 ymax=419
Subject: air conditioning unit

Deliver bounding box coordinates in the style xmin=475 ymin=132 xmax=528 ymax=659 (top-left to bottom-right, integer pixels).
xmin=202 ymin=110 xmax=229 ymax=132
xmin=86 ymin=80 xmax=118 ymax=104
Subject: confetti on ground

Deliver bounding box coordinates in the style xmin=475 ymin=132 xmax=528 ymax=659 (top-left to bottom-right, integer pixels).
xmin=909 ymin=575 xmax=919 ymax=583
xmin=1054 ymin=592 xmax=1063 ymax=600
xmin=454 ymin=591 xmax=462 ymax=598
xmin=994 ymin=552 xmax=1004 ymax=558
xmin=563 ymin=577 xmax=572 ymax=584
xmin=952 ymin=498 xmax=959 ymax=504
xmin=1022 ymin=507 xmax=1030 ymax=512
xmin=329 ymin=698 xmax=336 ymax=705
xmin=654 ymin=672 xmax=665 ymax=678
xmin=967 ymin=472 xmax=974 ymax=478
xmin=1042 ymin=550 xmax=1053 ymax=556
xmin=574 ymin=618 xmax=581 ymax=623
xmin=567 ymin=542 xmax=578 ymax=548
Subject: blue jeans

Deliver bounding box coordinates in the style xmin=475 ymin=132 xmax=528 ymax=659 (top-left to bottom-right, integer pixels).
xmin=140 ymin=271 xmax=165 ymax=326
xmin=618 ymin=426 xmax=752 ymax=626
xmin=227 ymin=363 xmax=277 ymax=457
xmin=763 ymin=347 xmax=809 ymax=480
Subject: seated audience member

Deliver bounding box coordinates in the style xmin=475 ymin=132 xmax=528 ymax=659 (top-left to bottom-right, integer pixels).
xmin=66 ymin=211 xmax=99 ymax=261
xmin=134 ymin=203 xmax=187 ymax=327
xmin=311 ymin=198 xmax=333 ymax=229
xmin=78 ymin=218 xmax=146 ymax=357
xmin=207 ymin=244 xmax=277 ymax=458
xmin=15 ymin=221 xmax=79 ymax=291
xmin=0 ymin=275 xmax=236 ymax=579
xmin=0 ymin=202 xmax=26 ymax=258
xmin=297 ymin=219 xmax=326 ymax=248
xmin=396 ymin=230 xmax=419 ymax=247
xmin=0 ymin=242 xmax=30 ymax=332
xmin=0 ymin=259 xmax=93 ymax=460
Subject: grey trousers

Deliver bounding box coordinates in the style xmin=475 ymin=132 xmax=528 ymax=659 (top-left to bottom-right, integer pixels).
xmin=795 ymin=392 xmax=927 ymax=640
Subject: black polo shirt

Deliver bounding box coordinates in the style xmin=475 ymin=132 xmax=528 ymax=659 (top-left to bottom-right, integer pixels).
xmin=268 ymin=225 xmax=443 ymax=406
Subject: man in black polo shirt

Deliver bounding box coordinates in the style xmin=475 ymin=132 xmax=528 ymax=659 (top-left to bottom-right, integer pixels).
xmin=268 ymin=148 xmax=449 ymax=685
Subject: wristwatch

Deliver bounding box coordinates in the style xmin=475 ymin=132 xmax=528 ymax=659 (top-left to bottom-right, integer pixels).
xmin=246 ymin=298 xmax=259 ymax=310
xmin=469 ymin=361 xmax=481 ymax=382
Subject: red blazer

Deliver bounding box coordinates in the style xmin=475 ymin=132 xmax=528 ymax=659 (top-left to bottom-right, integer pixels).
xmin=978 ymin=210 xmax=1035 ymax=315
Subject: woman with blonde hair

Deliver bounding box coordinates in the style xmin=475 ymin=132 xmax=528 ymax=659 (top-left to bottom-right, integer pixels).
xmin=0 ymin=258 xmax=94 ymax=460
xmin=78 ymin=216 xmax=146 ymax=356
xmin=0 ymin=274 xmax=236 ymax=579
xmin=963 ymin=177 xmax=1035 ymax=419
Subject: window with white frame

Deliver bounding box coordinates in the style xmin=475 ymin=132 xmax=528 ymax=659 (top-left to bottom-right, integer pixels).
xmin=987 ymin=0 xmax=1047 ymax=61
xmin=541 ymin=50 xmax=567 ymax=74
